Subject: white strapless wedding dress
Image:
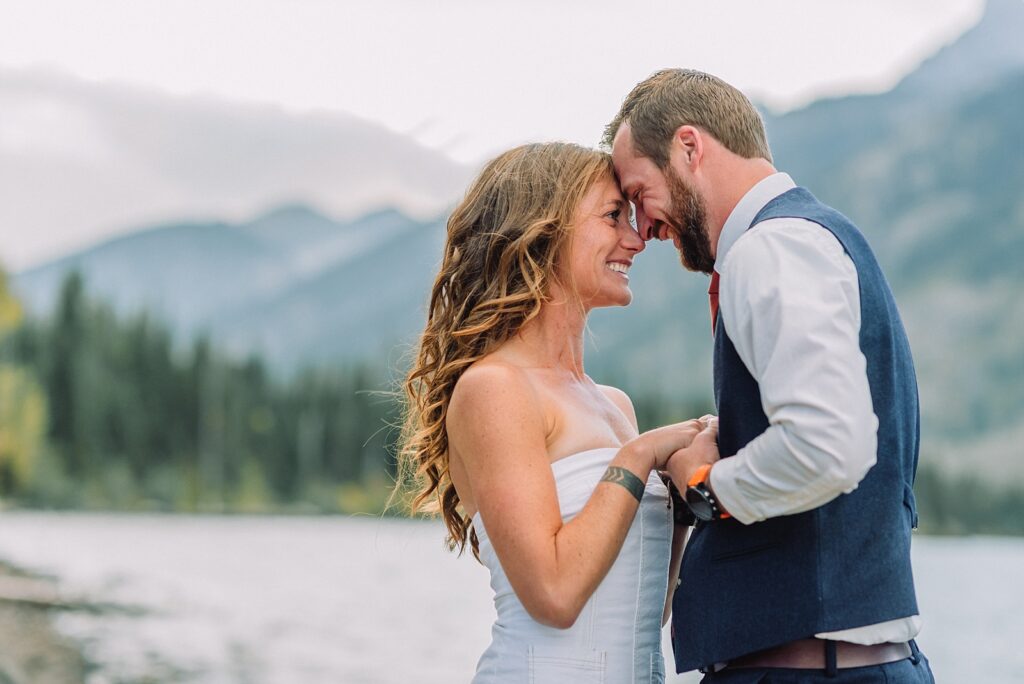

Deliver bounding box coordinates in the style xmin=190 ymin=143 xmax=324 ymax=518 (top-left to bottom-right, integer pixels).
xmin=471 ymin=447 xmax=672 ymax=683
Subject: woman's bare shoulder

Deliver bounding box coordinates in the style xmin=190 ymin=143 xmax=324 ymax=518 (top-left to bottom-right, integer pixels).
xmin=595 ymin=383 xmax=638 ymax=430
xmin=448 ymin=357 xmax=542 ymax=426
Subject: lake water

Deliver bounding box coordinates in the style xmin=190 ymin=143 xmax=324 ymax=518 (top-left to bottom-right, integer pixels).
xmin=0 ymin=512 xmax=1021 ymax=683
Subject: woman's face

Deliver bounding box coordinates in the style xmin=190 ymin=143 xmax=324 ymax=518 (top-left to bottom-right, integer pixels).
xmin=561 ymin=174 xmax=645 ymax=309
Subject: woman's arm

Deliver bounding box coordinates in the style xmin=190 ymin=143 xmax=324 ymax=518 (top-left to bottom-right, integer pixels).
xmin=448 ymin=363 xmax=698 ymax=629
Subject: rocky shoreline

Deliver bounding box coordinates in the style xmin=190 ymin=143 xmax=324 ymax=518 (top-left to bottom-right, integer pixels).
xmin=0 ymin=562 xmax=85 ymax=684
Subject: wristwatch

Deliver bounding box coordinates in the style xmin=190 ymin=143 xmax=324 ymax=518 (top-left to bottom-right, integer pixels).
xmin=665 ymin=478 xmax=696 ymax=526
xmin=685 ymin=464 xmax=731 ymax=522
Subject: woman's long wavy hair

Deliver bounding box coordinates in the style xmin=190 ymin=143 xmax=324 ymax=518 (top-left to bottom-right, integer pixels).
xmin=398 ymin=142 xmax=614 ymax=559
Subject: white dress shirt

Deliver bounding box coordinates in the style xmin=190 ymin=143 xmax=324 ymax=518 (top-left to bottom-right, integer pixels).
xmin=707 ymin=172 xmax=921 ymax=645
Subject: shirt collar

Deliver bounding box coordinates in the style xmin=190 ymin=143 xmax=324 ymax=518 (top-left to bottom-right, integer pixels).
xmin=713 ymin=172 xmax=796 ymax=273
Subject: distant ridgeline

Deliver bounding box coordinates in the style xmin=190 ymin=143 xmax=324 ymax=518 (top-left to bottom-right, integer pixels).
xmin=7 ymin=0 xmax=1024 ymax=525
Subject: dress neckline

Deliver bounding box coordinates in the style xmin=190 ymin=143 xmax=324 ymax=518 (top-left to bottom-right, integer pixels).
xmin=550 ymin=445 xmax=620 ymax=466
xmin=469 ymin=446 xmax=620 ymax=526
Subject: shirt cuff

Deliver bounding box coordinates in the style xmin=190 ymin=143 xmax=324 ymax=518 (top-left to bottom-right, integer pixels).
xmin=708 ymin=457 xmax=762 ymax=525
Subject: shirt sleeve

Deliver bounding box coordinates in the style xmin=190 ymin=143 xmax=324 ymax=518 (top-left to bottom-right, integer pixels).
xmin=709 ymin=218 xmax=879 ymax=524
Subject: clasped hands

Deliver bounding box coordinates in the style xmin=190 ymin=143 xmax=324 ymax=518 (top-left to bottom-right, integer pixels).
xmin=629 ymin=414 xmax=720 ymax=491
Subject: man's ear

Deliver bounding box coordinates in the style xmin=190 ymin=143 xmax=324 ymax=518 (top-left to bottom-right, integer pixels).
xmin=672 ymin=125 xmax=703 ymax=171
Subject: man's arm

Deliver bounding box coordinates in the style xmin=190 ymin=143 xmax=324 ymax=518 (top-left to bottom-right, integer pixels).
xmin=709 ymin=218 xmax=878 ymax=524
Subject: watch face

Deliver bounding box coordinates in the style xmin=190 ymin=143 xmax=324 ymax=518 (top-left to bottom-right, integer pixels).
xmin=685 ymin=487 xmax=714 ymax=521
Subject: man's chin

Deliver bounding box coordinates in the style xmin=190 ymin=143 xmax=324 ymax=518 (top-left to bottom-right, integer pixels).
xmin=658 ymin=225 xmax=713 ymax=273
xmin=676 ymin=247 xmax=714 ymax=275
xmin=666 ymin=230 xmax=692 ymax=269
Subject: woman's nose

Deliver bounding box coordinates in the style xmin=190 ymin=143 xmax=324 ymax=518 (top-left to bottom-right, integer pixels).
xmin=623 ymin=225 xmax=645 ymax=253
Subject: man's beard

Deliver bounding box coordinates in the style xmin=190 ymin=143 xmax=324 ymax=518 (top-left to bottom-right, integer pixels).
xmin=664 ymin=168 xmax=714 ymax=274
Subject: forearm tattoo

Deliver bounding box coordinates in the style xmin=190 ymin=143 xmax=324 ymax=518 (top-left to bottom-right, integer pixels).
xmin=601 ymin=466 xmax=645 ymax=503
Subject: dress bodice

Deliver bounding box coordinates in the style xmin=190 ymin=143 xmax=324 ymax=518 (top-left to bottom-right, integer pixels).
xmin=471 ymin=447 xmax=672 ymax=683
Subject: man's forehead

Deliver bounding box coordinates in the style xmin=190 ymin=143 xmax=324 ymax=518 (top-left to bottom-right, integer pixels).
xmin=611 ymin=123 xmax=636 ymax=157
xmin=611 ymin=127 xmax=645 ymax=192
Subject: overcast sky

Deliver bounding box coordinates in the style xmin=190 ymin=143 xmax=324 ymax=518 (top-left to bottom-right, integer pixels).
xmin=1 ymin=0 xmax=986 ymax=269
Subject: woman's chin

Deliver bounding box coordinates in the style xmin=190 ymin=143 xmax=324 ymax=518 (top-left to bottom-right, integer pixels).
xmin=594 ymin=291 xmax=633 ymax=308
xmin=578 ymin=284 xmax=633 ymax=310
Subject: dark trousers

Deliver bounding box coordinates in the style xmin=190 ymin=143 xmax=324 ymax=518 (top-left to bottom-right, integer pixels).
xmin=700 ymin=641 xmax=935 ymax=684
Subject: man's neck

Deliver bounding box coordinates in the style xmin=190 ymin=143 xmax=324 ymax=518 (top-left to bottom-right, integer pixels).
xmin=709 ymin=159 xmax=777 ymax=258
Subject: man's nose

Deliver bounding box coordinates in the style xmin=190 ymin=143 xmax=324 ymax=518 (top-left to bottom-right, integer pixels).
xmin=635 ymin=207 xmax=653 ymax=241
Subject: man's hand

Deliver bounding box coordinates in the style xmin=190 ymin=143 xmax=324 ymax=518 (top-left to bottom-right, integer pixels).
xmin=626 ymin=418 xmax=706 ymax=472
xmin=664 ymin=416 xmax=720 ymax=489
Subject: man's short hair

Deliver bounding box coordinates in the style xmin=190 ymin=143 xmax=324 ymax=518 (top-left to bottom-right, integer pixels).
xmin=603 ymin=69 xmax=772 ymax=167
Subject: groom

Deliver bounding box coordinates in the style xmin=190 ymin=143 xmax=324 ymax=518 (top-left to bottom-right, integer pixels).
xmin=604 ymin=69 xmax=934 ymax=682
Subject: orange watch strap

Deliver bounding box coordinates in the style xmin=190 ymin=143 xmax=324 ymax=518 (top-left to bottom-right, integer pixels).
xmin=687 ymin=463 xmax=732 ymax=519
xmin=688 ymin=464 xmax=712 ymax=488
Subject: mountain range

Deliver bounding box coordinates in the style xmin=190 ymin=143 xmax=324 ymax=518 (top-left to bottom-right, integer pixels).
xmin=11 ymin=0 xmax=1024 ymax=483
xmin=0 ymin=66 xmax=472 ymax=270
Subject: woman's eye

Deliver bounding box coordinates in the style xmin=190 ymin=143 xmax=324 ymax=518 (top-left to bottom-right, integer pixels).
xmin=607 ymin=209 xmax=622 ymax=221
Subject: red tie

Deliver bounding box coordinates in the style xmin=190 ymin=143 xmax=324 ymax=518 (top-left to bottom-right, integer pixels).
xmin=708 ymin=271 xmax=720 ymax=335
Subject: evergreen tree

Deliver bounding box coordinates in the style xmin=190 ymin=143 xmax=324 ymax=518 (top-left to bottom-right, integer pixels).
xmin=46 ymin=272 xmax=88 ymax=476
xmin=0 ymin=268 xmax=47 ymax=498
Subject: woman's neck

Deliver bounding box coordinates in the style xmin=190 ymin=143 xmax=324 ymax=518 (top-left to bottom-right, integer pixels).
xmin=509 ymin=298 xmax=588 ymax=378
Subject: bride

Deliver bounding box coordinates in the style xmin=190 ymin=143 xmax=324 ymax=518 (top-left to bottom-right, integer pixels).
xmin=399 ymin=142 xmax=717 ymax=682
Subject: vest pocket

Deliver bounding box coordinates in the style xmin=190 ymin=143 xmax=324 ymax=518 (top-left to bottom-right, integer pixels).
xmin=528 ymin=646 xmax=605 ymax=684
xmin=711 ymin=540 xmax=781 ymax=563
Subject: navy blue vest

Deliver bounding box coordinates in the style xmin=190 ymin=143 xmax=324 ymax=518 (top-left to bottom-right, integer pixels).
xmin=671 ymin=187 xmax=921 ymax=673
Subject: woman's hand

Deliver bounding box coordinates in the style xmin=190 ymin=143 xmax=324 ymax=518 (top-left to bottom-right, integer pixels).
xmin=664 ymin=416 xmax=720 ymax=488
xmin=626 ymin=415 xmax=716 ymax=471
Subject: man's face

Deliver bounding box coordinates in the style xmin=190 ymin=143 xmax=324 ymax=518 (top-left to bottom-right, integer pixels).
xmin=664 ymin=164 xmax=714 ymax=274
xmin=611 ymin=124 xmax=715 ymax=274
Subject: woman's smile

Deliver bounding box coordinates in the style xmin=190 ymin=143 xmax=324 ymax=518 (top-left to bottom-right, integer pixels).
xmin=606 ymin=260 xmax=631 ymax=280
